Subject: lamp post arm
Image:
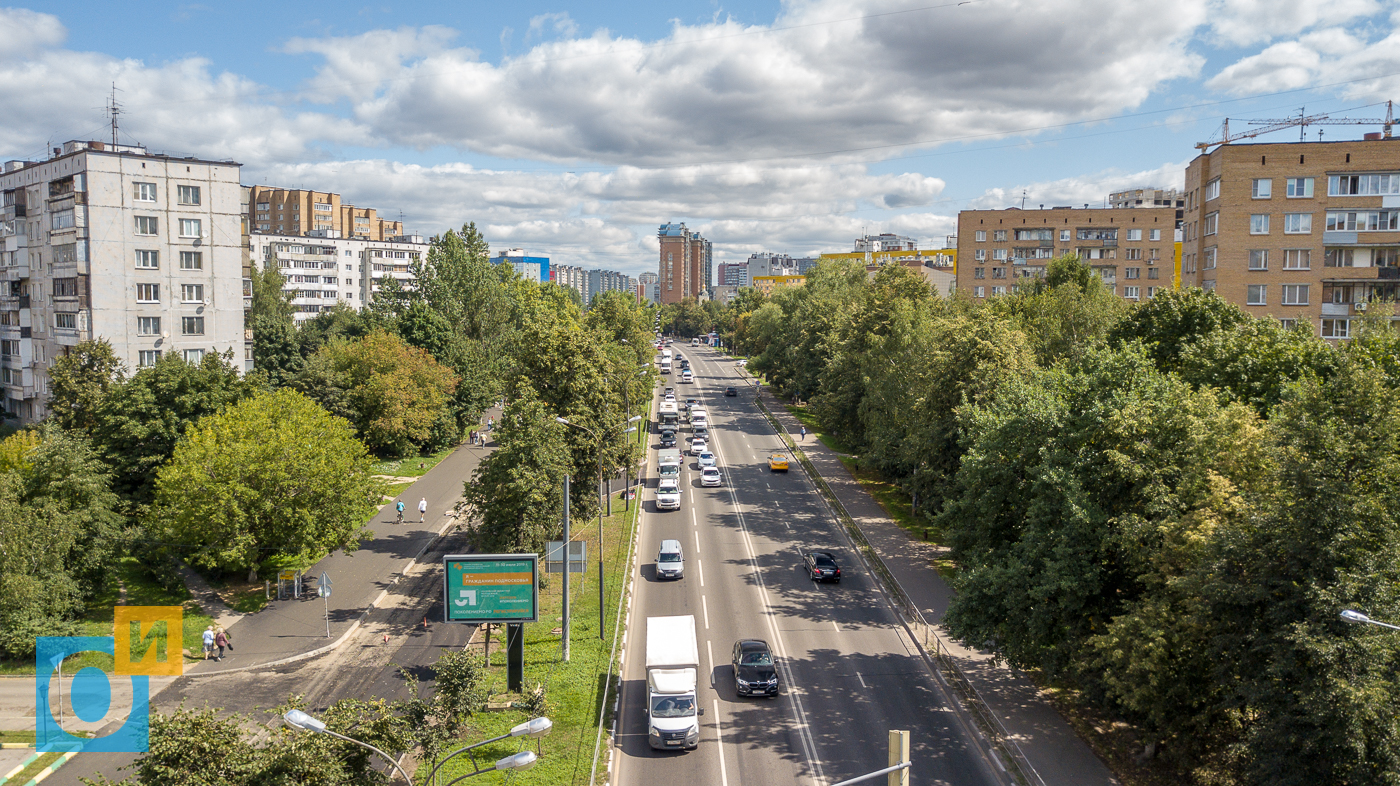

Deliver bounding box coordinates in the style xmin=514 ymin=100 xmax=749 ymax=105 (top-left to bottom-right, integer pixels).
xmin=424 ymin=730 xmax=519 ymax=784
xmin=320 ymin=727 xmax=415 ymax=785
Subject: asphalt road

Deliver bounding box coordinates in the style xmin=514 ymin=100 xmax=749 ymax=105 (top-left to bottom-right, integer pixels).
xmin=613 ymin=345 xmax=1002 ymax=786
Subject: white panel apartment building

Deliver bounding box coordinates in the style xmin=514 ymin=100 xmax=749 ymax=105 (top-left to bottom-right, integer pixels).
xmin=248 ymin=231 xmax=427 ymax=321
xmin=2 ymin=141 xmax=244 ymax=422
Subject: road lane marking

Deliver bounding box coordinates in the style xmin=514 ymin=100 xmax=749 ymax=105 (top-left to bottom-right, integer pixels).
xmin=714 ymin=698 xmax=730 ymax=786
xmin=698 ymin=558 xmax=705 ymax=587
xmin=856 ymin=672 xmax=867 ymax=689
xmin=703 ymin=595 xmax=710 ymax=629
xmin=832 ymin=620 xmax=840 ymax=633
xmin=695 ymin=530 xmax=701 ymax=553
xmin=707 ymin=638 xmax=714 ymax=672
xmin=692 ymin=507 xmax=699 ymax=528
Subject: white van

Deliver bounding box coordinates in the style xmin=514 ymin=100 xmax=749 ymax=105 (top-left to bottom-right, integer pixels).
xmin=691 ymin=338 xmax=700 ymax=346
xmin=681 ymin=370 xmax=693 ymax=383
xmin=657 ymin=539 xmax=684 ymax=579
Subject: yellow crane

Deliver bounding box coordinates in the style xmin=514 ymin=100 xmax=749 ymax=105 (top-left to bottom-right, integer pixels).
xmin=1195 ymin=102 xmax=1394 ymax=150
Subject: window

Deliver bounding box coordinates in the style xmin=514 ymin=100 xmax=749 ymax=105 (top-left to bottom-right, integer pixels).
xmin=1124 ymin=286 xmax=1140 ymax=300
xmin=1077 ymin=228 xmax=1118 ymax=241
xmin=1252 ymin=179 xmax=1272 ymax=198
xmin=1250 ymin=214 xmax=1270 ymax=234
xmin=1247 ymin=284 xmax=1267 ymax=305
xmin=1325 ymin=210 xmax=1400 ymax=231
xmin=975 ymin=230 xmax=986 ymax=242
xmin=974 ymin=267 xmax=985 ymax=279
xmin=1377 ymin=248 xmax=1400 ymax=267
xmin=990 ymin=267 xmax=1006 ymax=279
xmin=134 ymin=182 xmax=157 ymax=202
xmin=974 ymin=286 xmax=985 ymax=298
xmin=1280 ymin=318 xmax=1298 ymax=330
xmin=1282 ymin=284 xmax=1310 ymax=305
xmin=135 ymin=216 xmax=158 ymax=235
xmin=182 ymin=349 xmax=205 ymax=363
xmin=1284 ymin=249 xmax=1312 ymax=269
xmin=993 ymin=230 xmax=1007 ymax=242
xmin=1331 ymin=285 xmax=1354 ymax=304
xmin=1329 ymin=174 xmax=1400 ymax=196
xmin=993 ymin=249 xmax=1008 ymax=260
xmin=54 ymin=312 xmax=76 ymax=329
xmin=1205 ymin=247 xmax=1217 ymax=269
xmin=1150 ymin=229 xmax=1161 ymax=241
xmin=181 ymin=316 xmax=204 ymax=336
xmin=52 ymin=278 xmax=77 ymax=297
xmin=180 ymin=251 xmax=202 ymax=270
xmin=179 ymin=218 xmax=201 ymax=238
xmin=138 ymin=350 xmax=161 ymax=367
xmin=51 ymin=210 xmax=74 ymax=230
xmin=991 ymin=286 xmax=1006 ymax=296
xmin=314 ymin=202 xmax=332 ymax=212
xmin=1325 ymin=248 xmax=1354 ymax=267
xmin=1148 ymin=268 xmax=1160 ymax=280
xmin=1147 ymin=286 xmax=1159 ymax=298
xmin=974 ymin=249 xmax=986 ymax=261
xmin=1284 ymin=213 xmax=1312 ymax=234
xmin=257 ymin=202 xmax=270 ymax=211
xmin=1249 ymin=250 xmax=1268 ymax=270
xmin=181 ymin=284 xmax=204 ymax=303
xmin=1321 ymin=319 xmax=1352 ymax=339
xmin=1124 ymin=268 xmax=1140 ymax=279
xmin=1202 ymin=279 xmax=1216 ymax=291
xmin=1126 ymin=229 xmax=1142 ymax=241
xmin=1203 ymin=213 xmax=1218 ymax=235
xmin=177 ymin=185 xmax=200 ymax=205
xmin=1150 ymin=247 xmax=1160 ymax=260
xmin=1014 ymin=229 xmax=1053 ymax=241
xmin=1124 ymin=248 xmax=1142 ymax=260
xmin=138 ymin=316 xmax=160 ymax=335
xmin=136 ymin=250 xmax=159 ymax=269
xmin=1205 ymin=178 xmax=1221 ymax=201
xmin=1059 ymin=229 xmax=1071 ymax=241
xmin=136 ymin=283 xmax=159 ymax=303
xmin=1287 ymin=177 xmax=1314 ymax=198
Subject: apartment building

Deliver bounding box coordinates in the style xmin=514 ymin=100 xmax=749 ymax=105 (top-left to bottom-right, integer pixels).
xmin=955 ymin=206 xmax=1181 ymax=301
xmin=247 ymin=186 xmax=404 ymax=241
xmin=490 ymin=248 xmax=550 ymax=283
xmin=820 ymin=238 xmax=956 ymax=294
xmin=1 ymin=141 xmax=244 ymax=422
xmin=248 ymin=232 xmax=425 ymax=322
xmin=854 ymin=233 xmax=918 ymax=252
xmin=637 ymin=271 xmax=659 ymax=304
xmin=1182 ymin=136 xmax=1400 ymax=338
xmin=716 ymin=262 xmax=745 ymax=287
xmin=586 ymin=268 xmax=635 ymax=305
xmin=658 ymin=223 xmax=712 ymax=302
xmin=751 ymin=274 xmax=805 ymax=296
xmin=551 ymin=264 xmax=588 ymax=303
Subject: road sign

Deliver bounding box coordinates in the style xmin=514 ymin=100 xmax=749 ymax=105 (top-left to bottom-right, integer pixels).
xmin=320 ymin=572 xmax=332 ymax=588
xmin=443 ymin=554 xmax=538 ymax=623
xmin=545 ymin=541 xmax=587 ymax=574
xmin=318 ymin=585 xmax=331 ymax=598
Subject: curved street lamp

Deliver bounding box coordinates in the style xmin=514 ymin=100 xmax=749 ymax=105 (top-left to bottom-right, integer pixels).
xmin=1341 ymin=609 xmax=1400 ymax=631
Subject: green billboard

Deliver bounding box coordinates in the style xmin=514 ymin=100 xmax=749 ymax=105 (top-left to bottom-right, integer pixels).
xmin=443 ymin=554 xmax=538 ymax=623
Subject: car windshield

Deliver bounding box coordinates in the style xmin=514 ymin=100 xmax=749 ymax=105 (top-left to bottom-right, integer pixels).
xmin=701 ymin=453 xmax=713 ymax=460
xmin=651 ymin=696 xmax=696 ymax=718
xmin=703 ymin=469 xmax=719 ymax=476
xmin=812 ymin=554 xmax=836 ymax=567
xmin=742 ymin=651 xmax=772 ymax=665
xmin=659 ymin=553 xmax=681 ymax=562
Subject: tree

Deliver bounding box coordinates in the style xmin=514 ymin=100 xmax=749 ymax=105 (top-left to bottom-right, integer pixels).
xmin=296 ymin=330 xmax=459 ymax=456
xmin=462 ymin=396 xmax=571 ymax=555
xmin=659 ymin=297 xmax=712 ymax=338
xmin=46 ymin=339 xmax=125 ymax=433
xmin=147 ymin=388 xmax=378 ymax=578
xmin=91 ymin=350 xmax=257 ymax=507
xmin=1107 ymin=286 xmax=1251 ymax=373
xmin=999 ymin=254 xmax=1126 ymax=366
xmin=1176 ymin=317 xmax=1337 ymax=414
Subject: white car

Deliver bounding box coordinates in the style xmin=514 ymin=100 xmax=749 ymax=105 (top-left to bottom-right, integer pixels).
xmin=698 ymin=451 xmax=716 ymax=468
xmin=690 ymin=437 xmax=708 ymax=456
xmin=663 ymin=393 xmax=676 ymax=403
xmin=700 ymin=466 xmax=722 ymax=487
xmin=735 ymin=359 xmax=748 ymax=367
xmin=656 ymin=478 xmax=681 ymax=511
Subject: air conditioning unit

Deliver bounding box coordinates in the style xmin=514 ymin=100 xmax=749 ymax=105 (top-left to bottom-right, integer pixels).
xmin=1356 ymin=301 xmax=1368 ymax=312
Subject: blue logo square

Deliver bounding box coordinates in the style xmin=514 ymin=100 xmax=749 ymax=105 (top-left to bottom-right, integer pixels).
xmin=36 ymin=637 xmax=149 ymax=753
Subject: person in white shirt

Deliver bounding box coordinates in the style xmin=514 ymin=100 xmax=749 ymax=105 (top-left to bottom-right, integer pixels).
xmin=418 ymin=498 xmax=428 ymax=523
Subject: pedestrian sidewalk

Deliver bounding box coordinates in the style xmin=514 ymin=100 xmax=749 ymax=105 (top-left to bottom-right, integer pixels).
xmin=757 ymin=385 xmax=1119 ymax=786
xmin=182 ymin=407 xmax=500 ymax=677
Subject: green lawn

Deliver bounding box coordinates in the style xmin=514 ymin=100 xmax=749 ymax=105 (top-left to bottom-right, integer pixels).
xmin=420 ymin=493 xmax=643 ymax=785
xmin=371 ymin=446 xmax=457 ymax=479
xmin=0 ymin=730 xmax=35 ymax=744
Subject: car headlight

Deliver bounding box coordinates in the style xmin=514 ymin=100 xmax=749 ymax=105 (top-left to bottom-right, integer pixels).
xmin=649 ymin=727 xmax=661 ymax=738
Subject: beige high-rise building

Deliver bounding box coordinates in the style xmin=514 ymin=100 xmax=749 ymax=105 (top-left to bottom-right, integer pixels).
xmin=1182 ymin=136 xmax=1400 ymax=339
xmin=247 ymin=186 xmax=403 ymax=241
xmin=955 ymin=206 xmax=1181 ymax=302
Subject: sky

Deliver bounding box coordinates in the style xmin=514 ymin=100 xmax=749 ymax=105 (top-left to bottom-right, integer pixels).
xmin=5 ymin=0 xmax=1400 ymax=277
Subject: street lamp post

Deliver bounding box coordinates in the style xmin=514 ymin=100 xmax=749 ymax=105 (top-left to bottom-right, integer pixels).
xmin=1341 ymin=609 xmax=1400 ymax=631
xmin=283 ymin=711 xmax=550 ymax=786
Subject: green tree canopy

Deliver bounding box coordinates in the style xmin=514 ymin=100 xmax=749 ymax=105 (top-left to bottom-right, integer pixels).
xmin=46 ymin=339 xmax=125 ymax=433
xmin=1107 ymin=286 xmax=1251 ymax=372
xmin=462 ymin=396 xmax=571 ymax=554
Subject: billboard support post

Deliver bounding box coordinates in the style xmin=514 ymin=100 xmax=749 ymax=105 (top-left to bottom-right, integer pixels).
xmin=507 ymin=622 xmax=524 ymax=692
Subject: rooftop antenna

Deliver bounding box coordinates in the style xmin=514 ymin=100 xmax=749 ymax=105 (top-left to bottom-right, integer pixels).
xmin=106 ymin=83 xmax=123 ymax=147
xmin=1021 ymin=189 xmax=1027 ymax=210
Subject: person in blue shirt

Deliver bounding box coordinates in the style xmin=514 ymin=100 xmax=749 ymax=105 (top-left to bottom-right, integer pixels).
xmin=395 ymin=500 xmax=405 ymax=524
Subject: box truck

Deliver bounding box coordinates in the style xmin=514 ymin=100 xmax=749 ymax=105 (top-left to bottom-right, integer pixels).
xmin=646 ymin=615 xmax=702 ymax=750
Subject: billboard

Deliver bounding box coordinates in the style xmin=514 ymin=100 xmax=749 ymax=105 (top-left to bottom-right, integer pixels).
xmin=443 ymin=554 xmax=538 ymax=623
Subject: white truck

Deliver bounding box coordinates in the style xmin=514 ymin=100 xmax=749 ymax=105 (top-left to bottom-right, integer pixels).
xmin=646 ymin=615 xmax=702 ymax=750
xmin=657 ymin=448 xmax=682 ymax=480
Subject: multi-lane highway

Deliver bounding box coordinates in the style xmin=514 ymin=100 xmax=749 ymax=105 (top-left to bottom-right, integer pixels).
xmin=614 ymin=345 xmax=1002 ymax=786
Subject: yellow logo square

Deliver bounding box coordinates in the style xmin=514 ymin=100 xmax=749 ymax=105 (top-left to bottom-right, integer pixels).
xmin=114 ymin=606 xmax=183 ymax=676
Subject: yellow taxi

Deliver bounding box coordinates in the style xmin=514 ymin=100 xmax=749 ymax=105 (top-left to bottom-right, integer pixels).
xmin=768 ymin=453 xmax=790 ymax=472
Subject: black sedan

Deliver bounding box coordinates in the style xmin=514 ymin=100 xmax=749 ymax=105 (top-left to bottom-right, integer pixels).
xmin=725 ymin=387 xmax=737 ymax=397
xmin=731 ymin=639 xmax=780 ymax=697
xmin=803 ymin=551 xmax=842 ymax=583
xmin=659 ymin=430 xmax=677 ymax=448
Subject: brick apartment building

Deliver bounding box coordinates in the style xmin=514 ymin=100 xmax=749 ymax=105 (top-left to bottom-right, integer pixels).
xmin=1182 ymin=137 xmax=1400 ymax=339
xmin=955 ymin=206 xmax=1181 ymax=301
xmin=247 ymin=186 xmax=403 ymax=241
xmin=658 ymin=222 xmax=711 ymax=303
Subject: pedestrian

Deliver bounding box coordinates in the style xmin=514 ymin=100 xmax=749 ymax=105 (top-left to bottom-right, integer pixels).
xmin=213 ymin=626 xmax=229 ymax=661
xmin=418 ymin=497 xmax=428 ymax=523
xmin=800 ymin=425 xmax=807 ymax=441
xmin=395 ymin=499 xmax=405 ymax=524
xmin=488 ymin=417 xmax=495 ymax=432
xmin=202 ymin=626 xmax=215 ymax=660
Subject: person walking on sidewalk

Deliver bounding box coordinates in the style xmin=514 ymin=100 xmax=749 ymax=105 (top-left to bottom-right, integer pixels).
xmin=202 ymin=626 xmax=215 ymax=660
xmin=213 ymin=627 xmax=229 ymax=661
xmin=418 ymin=497 xmax=428 ymax=523
xmin=800 ymin=425 xmax=807 ymax=442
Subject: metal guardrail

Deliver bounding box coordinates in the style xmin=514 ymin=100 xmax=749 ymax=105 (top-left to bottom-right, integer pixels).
xmin=752 ymin=390 xmax=1046 ymax=786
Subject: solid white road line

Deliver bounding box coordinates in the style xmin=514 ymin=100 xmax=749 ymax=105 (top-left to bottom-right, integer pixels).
xmin=698 ymin=558 xmax=705 ymax=587
xmin=856 ymin=672 xmax=867 ymax=689
xmin=703 ymin=595 xmax=711 ymax=630
xmin=695 ymin=530 xmax=701 ymax=553
xmin=832 ymin=620 xmax=841 ymax=633
xmin=714 ymin=698 xmax=731 ymax=786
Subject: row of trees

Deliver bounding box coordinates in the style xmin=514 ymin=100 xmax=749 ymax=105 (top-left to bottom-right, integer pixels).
xmin=685 ymin=256 xmax=1400 ymax=785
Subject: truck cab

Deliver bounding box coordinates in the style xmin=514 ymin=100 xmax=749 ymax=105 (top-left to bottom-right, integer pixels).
xmin=646 ymin=616 xmax=702 ymax=750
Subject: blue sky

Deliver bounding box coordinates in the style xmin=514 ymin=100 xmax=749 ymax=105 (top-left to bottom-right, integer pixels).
xmin=6 ymin=1 xmax=1400 ymax=276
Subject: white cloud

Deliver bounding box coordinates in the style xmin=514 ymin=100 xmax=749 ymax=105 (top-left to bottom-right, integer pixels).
xmin=0 ymin=8 xmax=65 ymax=58
xmin=1207 ymin=26 xmax=1400 ymax=101
xmin=965 ymin=160 xmax=1190 ymax=211
xmin=1204 ymin=0 xmax=1381 ymax=46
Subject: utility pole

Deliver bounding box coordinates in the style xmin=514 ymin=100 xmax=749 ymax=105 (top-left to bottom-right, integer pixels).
xmin=888 ymin=730 xmax=910 ymax=786
xmin=561 ymin=474 xmax=570 ymax=663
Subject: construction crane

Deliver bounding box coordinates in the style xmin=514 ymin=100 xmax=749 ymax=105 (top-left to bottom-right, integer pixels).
xmin=1195 ymin=102 xmax=1394 ymax=150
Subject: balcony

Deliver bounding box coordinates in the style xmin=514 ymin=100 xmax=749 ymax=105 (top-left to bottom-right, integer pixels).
xmin=1379 ymin=267 xmax=1400 ymax=280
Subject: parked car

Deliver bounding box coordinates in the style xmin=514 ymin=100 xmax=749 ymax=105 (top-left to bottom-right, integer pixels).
xmin=700 ymin=467 xmax=722 ymax=487
xmin=768 ymin=453 xmax=789 ymax=472
xmin=725 ymin=387 xmax=737 ymax=397
xmin=731 ymin=639 xmax=780 ymax=697
xmin=802 ymin=551 xmax=841 ymax=583
xmin=698 ymin=451 xmax=716 ymax=468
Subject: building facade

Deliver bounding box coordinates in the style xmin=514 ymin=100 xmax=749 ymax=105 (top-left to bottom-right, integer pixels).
xmin=551 ymin=264 xmax=588 ymax=303
xmin=1 ymin=141 xmax=245 ymax=422
xmin=716 ymin=262 xmax=746 ymax=286
xmin=751 ymin=275 xmax=805 ymax=295
xmin=658 ymin=223 xmax=711 ymax=302
xmin=587 ymin=268 xmax=635 ymax=304
xmin=489 ymin=248 xmax=550 ymax=283
xmin=955 ymin=206 xmax=1181 ymax=301
xmin=1182 ymin=137 xmax=1400 ymax=339
xmin=854 ymin=233 xmax=918 ymax=252
xmin=248 ymin=232 xmax=426 ymax=322
xmin=246 ymin=186 xmax=404 ymax=241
